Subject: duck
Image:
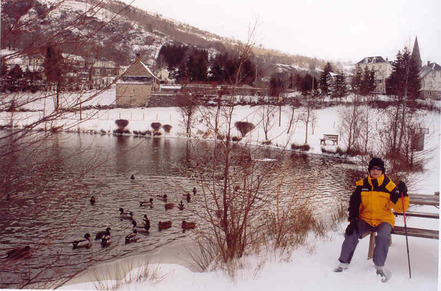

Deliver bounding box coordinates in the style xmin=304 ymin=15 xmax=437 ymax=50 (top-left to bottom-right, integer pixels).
xmin=6 ymin=246 xmax=31 ymax=260
xmin=125 ymin=229 xmax=139 ymax=244
xmin=192 ymin=187 xmax=197 ymax=195
xmin=157 ymin=194 xmax=168 ymax=202
xmin=181 ymin=220 xmax=196 ymax=232
xmin=90 ymin=196 xmax=96 ymax=205
xmin=164 ymin=202 xmax=175 ymax=210
xmin=178 ymin=200 xmax=185 ymax=211
xmin=140 ymin=198 xmax=153 ymax=208
xmin=95 ymin=227 xmax=111 ymax=240
xmin=184 ymin=193 xmax=191 ymax=202
xmin=132 ymin=220 xmax=150 ymax=233
xmin=101 ymin=235 xmax=111 ymax=248
xmin=142 ymin=215 xmax=151 ymax=231
xmin=72 ymin=233 xmax=91 ymax=249
xmin=119 ymin=208 xmax=133 ymax=220
xmin=130 ymin=174 xmax=135 ymax=180
xmin=158 ymin=220 xmax=172 ymax=231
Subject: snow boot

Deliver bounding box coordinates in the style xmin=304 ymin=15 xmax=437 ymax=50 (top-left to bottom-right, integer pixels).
xmin=333 ymin=262 xmax=349 ymax=272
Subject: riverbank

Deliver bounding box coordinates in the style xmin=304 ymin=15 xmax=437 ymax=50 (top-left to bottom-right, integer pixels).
xmin=60 ymin=216 xmax=439 ymax=291
xmin=60 ymin=236 xmax=200 ymax=288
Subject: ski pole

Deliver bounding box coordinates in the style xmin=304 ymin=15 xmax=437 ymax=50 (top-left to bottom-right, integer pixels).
xmin=401 ymin=190 xmax=412 ymax=279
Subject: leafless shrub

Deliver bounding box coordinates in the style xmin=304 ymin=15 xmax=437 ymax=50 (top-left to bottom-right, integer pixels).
xmin=162 ymin=124 xmax=172 ymax=133
xmin=115 ymin=119 xmax=129 ymax=129
xmin=234 ymin=121 xmax=255 ymax=137
xmin=150 ymin=122 xmax=162 ymax=132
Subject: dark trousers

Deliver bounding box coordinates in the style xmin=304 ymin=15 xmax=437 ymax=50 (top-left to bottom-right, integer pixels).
xmin=338 ymin=219 xmax=392 ymax=267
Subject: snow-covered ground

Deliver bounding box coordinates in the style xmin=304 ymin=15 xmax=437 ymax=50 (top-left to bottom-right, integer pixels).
xmin=1 ymin=88 xmax=440 ymax=290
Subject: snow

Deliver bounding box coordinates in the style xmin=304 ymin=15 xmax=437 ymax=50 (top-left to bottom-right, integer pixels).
xmin=1 ymin=88 xmax=440 ymax=291
xmin=60 ymin=219 xmax=439 ymax=291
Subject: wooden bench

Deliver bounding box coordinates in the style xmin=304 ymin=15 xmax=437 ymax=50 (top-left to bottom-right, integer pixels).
xmin=320 ymin=134 xmax=338 ymax=145
xmin=391 ymin=226 xmax=439 ymax=239
xmin=366 ymin=226 xmax=439 ymax=259
xmin=394 ymin=211 xmax=439 ymax=219
xmin=409 ymin=194 xmax=439 ymax=207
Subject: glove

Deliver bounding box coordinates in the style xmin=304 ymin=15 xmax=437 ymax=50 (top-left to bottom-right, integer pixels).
xmin=398 ymin=181 xmax=408 ymax=197
xmin=345 ymin=220 xmax=359 ymax=236
xmin=390 ymin=181 xmax=408 ymax=203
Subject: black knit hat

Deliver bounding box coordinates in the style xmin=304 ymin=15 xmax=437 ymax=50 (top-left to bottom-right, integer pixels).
xmin=368 ymin=157 xmax=385 ymax=172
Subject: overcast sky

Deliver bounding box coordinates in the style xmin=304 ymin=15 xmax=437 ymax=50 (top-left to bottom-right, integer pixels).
xmin=125 ymin=0 xmax=441 ymax=64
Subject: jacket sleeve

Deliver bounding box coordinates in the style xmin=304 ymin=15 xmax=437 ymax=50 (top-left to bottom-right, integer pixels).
xmin=348 ymin=186 xmax=362 ymax=221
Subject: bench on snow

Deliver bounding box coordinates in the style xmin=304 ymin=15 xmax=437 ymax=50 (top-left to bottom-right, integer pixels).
xmin=364 ymin=227 xmax=439 ymax=260
xmin=320 ymin=134 xmax=338 ymax=145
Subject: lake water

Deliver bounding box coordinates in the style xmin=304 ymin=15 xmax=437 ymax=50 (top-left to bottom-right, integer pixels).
xmin=0 ymin=132 xmax=359 ymax=288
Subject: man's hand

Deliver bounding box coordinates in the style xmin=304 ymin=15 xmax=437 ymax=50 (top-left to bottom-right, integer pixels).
xmin=391 ymin=181 xmax=408 ymax=203
xmin=398 ymin=181 xmax=408 ymax=196
xmin=345 ymin=220 xmax=359 ymax=235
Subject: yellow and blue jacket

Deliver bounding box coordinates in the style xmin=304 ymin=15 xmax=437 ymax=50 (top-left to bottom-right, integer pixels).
xmin=348 ymin=174 xmax=409 ymax=227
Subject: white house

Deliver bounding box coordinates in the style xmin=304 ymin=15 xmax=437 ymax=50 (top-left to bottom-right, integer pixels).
xmin=356 ymin=56 xmax=392 ymax=94
xmin=420 ymin=61 xmax=441 ymax=100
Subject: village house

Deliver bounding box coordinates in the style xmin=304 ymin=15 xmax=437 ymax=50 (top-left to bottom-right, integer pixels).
xmin=356 ymin=56 xmax=392 ymax=94
xmin=420 ymin=61 xmax=441 ymax=100
xmin=89 ymin=58 xmax=119 ymax=88
xmin=116 ymin=54 xmax=160 ymax=107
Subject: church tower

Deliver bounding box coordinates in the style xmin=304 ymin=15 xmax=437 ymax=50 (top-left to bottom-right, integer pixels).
xmin=411 ymin=36 xmax=422 ymax=71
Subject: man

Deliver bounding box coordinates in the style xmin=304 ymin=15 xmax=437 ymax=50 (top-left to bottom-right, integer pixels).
xmin=335 ymin=157 xmax=409 ymax=280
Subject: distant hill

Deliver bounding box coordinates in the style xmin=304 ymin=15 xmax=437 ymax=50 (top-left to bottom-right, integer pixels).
xmin=1 ymin=0 xmax=340 ymax=78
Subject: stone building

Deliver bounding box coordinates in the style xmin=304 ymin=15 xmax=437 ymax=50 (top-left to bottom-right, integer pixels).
xmin=116 ymin=54 xmax=159 ymax=107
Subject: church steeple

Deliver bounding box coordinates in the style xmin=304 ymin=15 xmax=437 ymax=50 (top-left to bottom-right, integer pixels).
xmin=411 ymin=36 xmax=422 ymax=71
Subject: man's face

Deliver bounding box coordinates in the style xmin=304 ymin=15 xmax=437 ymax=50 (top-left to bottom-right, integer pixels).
xmin=370 ymin=166 xmax=383 ymax=179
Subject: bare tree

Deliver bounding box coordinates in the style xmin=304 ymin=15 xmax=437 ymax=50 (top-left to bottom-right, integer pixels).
xmin=260 ymin=104 xmax=277 ymax=142
xmin=338 ymin=95 xmax=364 ymax=154
xmin=0 ymin=0 xmax=135 ymax=288
xmin=299 ymin=96 xmax=316 ymax=145
xmin=177 ymin=90 xmax=199 ymax=138
xmin=192 ymin=23 xmax=268 ymax=265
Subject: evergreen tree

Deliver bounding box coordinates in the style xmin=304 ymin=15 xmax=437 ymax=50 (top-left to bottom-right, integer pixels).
xmin=269 ymin=73 xmax=285 ymax=97
xmin=44 ymin=45 xmax=64 ymax=86
xmin=331 ymin=71 xmax=346 ymax=99
xmin=300 ymin=73 xmax=318 ymax=96
xmin=210 ymin=53 xmax=229 ymax=82
xmin=238 ymin=58 xmax=256 ymax=86
xmin=158 ymin=44 xmax=188 ymax=70
xmin=319 ymin=62 xmax=333 ymax=96
xmin=186 ymin=48 xmax=209 ymax=82
xmin=386 ymin=47 xmax=421 ymax=100
xmin=351 ymin=66 xmax=363 ymax=95
xmin=361 ymin=67 xmax=375 ymax=96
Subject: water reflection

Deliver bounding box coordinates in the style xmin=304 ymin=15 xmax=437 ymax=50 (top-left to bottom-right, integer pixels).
xmin=0 ymin=132 xmax=359 ymax=288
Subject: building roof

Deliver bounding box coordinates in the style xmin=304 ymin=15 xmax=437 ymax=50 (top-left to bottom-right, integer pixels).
xmin=356 ymin=56 xmax=387 ymax=65
xmin=121 ymin=55 xmax=159 ymax=81
xmin=420 ymin=62 xmax=441 ymax=78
